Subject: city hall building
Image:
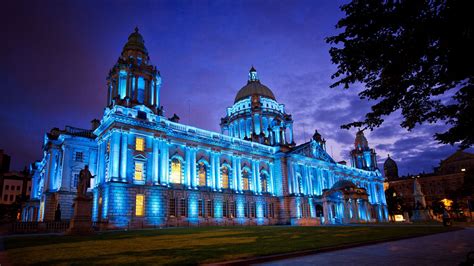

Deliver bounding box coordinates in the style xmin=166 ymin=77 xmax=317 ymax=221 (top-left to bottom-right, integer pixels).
xmin=26 ymin=28 xmax=388 ymax=228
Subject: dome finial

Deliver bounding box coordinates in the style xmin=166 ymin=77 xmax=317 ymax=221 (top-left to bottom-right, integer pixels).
xmin=249 ymin=65 xmax=258 ymax=82
xmin=134 ymin=26 xmax=139 ymax=33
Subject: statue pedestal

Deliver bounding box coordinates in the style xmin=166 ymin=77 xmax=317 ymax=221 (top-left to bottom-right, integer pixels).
xmin=67 ymin=197 xmax=94 ymax=235
xmin=411 ymin=209 xmax=432 ymax=222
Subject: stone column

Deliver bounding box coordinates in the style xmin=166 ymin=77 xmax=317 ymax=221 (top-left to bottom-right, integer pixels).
xmin=216 ymin=153 xmax=221 ymax=190
xmin=236 ymin=157 xmax=242 ymax=192
xmin=152 ymin=138 xmax=159 ymax=184
xmin=191 ymin=148 xmax=197 ymax=188
xmin=120 ymin=132 xmax=128 ymax=183
xmin=255 ymin=160 xmax=261 ymax=194
xmin=210 ymin=151 xmax=219 ymax=190
xmin=185 ymin=146 xmax=192 ymax=188
xmin=159 ymin=140 xmax=169 ymax=185
xmin=110 ymin=132 xmax=121 ymax=182
xmin=269 ymin=162 xmax=275 ymax=194
xmin=232 ymin=156 xmax=238 ymax=191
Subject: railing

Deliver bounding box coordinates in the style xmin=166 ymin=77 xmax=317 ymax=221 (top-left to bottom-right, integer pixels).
xmin=65 ymin=126 xmax=95 ymax=138
xmin=11 ymin=221 xmax=70 ymax=234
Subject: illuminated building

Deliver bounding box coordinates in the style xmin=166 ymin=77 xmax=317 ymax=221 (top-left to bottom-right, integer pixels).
xmin=385 ymin=150 xmax=474 ymax=217
xmin=28 ymin=28 xmax=388 ymax=227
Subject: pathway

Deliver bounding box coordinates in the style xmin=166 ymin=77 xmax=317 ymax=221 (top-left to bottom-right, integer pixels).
xmin=259 ymin=228 xmax=474 ymax=266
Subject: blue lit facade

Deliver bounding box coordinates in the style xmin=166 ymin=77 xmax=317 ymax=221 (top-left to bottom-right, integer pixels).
xmin=28 ymin=29 xmax=388 ymax=227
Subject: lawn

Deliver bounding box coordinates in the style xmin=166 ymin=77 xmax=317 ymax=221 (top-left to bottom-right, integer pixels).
xmin=4 ymin=225 xmax=456 ymax=265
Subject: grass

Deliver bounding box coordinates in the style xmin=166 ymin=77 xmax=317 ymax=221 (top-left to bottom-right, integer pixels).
xmin=4 ymin=225 xmax=457 ymax=265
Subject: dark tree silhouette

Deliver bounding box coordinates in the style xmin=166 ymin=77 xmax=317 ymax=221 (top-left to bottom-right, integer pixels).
xmin=327 ymin=0 xmax=473 ymax=148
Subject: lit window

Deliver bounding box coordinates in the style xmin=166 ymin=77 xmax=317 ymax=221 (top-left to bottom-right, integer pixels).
xmin=221 ymin=166 xmax=229 ymax=189
xmin=134 ymin=162 xmax=144 ymax=181
xmin=242 ymin=170 xmax=250 ymax=190
xmin=170 ymin=159 xmax=182 ymax=184
xmin=135 ymin=137 xmax=145 ymax=151
xmin=261 ymin=175 xmax=268 ymax=192
xmin=135 ymin=194 xmax=144 ymax=216
xmin=198 ymin=163 xmax=207 ymax=186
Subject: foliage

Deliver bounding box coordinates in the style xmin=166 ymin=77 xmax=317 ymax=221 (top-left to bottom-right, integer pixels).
xmin=327 ymin=0 xmax=474 ymax=148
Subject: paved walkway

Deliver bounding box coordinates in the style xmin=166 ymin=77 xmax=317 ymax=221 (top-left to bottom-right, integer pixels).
xmin=260 ymin=228 xmax=474 ymax=266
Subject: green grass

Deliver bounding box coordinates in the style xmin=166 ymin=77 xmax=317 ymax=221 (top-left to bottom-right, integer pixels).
xmin=4 ymin=225 xmax=457 ymax=265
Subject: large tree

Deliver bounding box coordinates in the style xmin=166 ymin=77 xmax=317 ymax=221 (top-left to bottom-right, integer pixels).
xmin=327 ymin=0 xmax=473 ymax=148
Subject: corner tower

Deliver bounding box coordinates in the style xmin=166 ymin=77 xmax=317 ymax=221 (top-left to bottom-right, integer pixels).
xmin=350 ymin=130 xmax=378 ymax=171
xmin=220 ymin=67 xmax=294 ymax=146
xmin=106 ymin=27 xmax=162 ymax=114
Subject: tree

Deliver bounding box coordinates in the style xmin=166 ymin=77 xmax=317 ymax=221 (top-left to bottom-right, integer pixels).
xmin=327 ymin=0 xmax=474 ymax=148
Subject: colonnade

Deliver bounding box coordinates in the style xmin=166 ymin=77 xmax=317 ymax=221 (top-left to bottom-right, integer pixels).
xmin=96 ymin=130 xmax=276 ymax=195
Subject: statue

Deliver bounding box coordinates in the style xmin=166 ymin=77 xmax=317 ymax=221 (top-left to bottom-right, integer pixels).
xmin=68 ymin=165 xmax=95 ymax=235
xmin=78 ymin=165 xmax=94 ymax=198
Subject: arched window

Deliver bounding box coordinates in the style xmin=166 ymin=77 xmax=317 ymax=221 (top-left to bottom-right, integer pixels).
xmin=242 ymin=169 xmax=250 ymax=191
xmin=221 ymin=166 xmax=229 ymax=189
xmin=261 ymin=173 xmax=268 ymax=193
xmin=170 ymin=158 xmax=182 ymax=184
xmin=198 ymin=162 xmax=207 ymax=186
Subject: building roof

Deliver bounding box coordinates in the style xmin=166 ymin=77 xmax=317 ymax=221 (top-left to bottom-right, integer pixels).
xmin=234 ymin=67 xmax=276 ymax=103
xmin=122 ymin=27 xmax=148 ymax=55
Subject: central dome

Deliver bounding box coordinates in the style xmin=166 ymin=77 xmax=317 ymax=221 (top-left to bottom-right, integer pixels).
xmin=234 ymin=67 xmax=276 ymax=103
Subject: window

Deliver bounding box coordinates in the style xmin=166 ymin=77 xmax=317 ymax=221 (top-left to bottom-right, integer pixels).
xmin=169 ymin=198 xmax=176 ymax=217
xmin=261 ymin=174 xmax=268 ymax=192
xmin=180 ymin=198 xmax=187 ymax=217
xmin=230 ymin=202 xmax=236 ymax=218
xmin=17 ymin=186 xmax=20 ymax=191
xmin=10 ymin=195 xmax=13 ymax=201
xmin=221 ymin=166 xmax=229 ymax=189
xmin=223 ymin=201 xmax=228 ymax=218
xmin=3 ymin=195 xmax=7 ymax=201
xmin=5 ymin=185 xmax=9 ymax=190
xmin=198 ymin=199 xmax=203 ymax=217
xmin=72 ymin=173 xmax=79 ymax=188
xmin=198 ymin=163 xmax=207 ymax=186
xmin=75 ymin=152 xmax=83 ymax=162
xmin=135 ymin=137 xmax=145 ymax=151
xmin=242 ymin=170 xmax=250 ymax=191
xmin=244 ymin=202 xmax=249 ymax=218
xmin=206 ymin=200 xmax=213 ymax=218
xmin=135 ymin=194 xmax=144 ymax=216
xmin=251 ymin=202 xmax=256 ymax=218
xmin=134 ymin=162 xmax=144 ymax=181
xmin=170 ymin=159 xmax=182 ymax=184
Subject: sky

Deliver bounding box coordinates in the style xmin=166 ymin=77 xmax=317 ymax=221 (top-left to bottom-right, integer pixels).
xmin=0 ymin=0 xmax=468 ymax=175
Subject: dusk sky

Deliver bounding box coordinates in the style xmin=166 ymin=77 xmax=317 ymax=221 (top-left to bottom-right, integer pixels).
xmin=1 ymin=0 xmax=468 ymax=175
